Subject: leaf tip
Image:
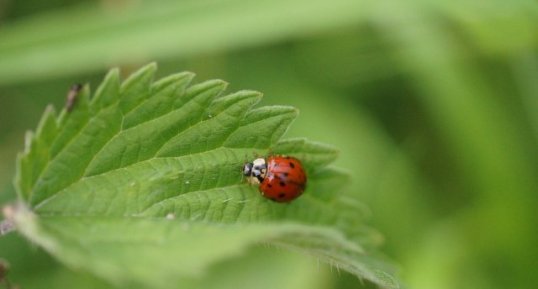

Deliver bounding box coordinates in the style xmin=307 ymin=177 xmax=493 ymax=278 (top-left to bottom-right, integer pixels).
xmin=120 ymin=62 xmax=158 ymax=92
xmin=216 ymin=90 xmax=262 ymax=105
xmin=141 ymin=62 xmax=158 ymax=74
xmin=23 ymin=130 xmax=34 ymax=153
xmin=214 ymin=79 xmax=229 ymax=90
xmin=92 ymin=68 xmax=121 ymax=109
xmin=243 ymin=90 xmax=264 ymax=102
xmin=36 ymin=104 xmax=57 ymax=130
xmin=187 ymin=79 xmax=229 ymax=100
xmin=105 ymin=68 xmax=121 ymax=84
xmin=152 ymin=71 xmax=196 ymax=92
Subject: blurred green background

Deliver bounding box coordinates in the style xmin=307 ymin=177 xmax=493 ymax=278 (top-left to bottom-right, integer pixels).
xmin=1 ymin=0 xmax=537 ymax=288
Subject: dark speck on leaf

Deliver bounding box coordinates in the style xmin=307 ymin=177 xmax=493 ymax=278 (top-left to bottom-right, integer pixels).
xmin=66 ymin=83 xmax=83 ymax=112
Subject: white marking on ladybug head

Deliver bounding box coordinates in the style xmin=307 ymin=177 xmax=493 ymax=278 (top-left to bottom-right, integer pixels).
xmin=243 ymin=158 xmax=267 ymax=185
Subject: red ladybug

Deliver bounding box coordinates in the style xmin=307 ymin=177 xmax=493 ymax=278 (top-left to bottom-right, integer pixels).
xmin=243 ymin=156 xmax=307 ymax=202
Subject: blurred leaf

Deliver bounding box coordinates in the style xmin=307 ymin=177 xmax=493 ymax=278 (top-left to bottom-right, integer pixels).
xmin=428 ymin=0 xmax=538 ymax=54
xmin=372 ymin=2 xmax=538 ymax=289
xmin=0 ymin=0 xmax=368 ymax=85
xmin=0 ymin=228 xmax=329 ymax=289
xmin=175 ymin=247 xmax=332 ymax=289
xmin=8 ymin=64 xmax=398 ymax=288
xmin=0 ymin=0 xmax=536 ymax=86
xmin=512 ymin=54 xmax=538 ymax=141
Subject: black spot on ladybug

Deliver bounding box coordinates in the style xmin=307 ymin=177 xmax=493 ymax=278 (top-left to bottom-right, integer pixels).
xmin=267 ymin=184 xmax=272 ymax=188
xmin=279 ymin=181 xmax=286 ymax=187
xmin=289 ymin=162 xmax=295 ymax=168
xmin=278 ymin=193 xmax=286 ymax=198
xmin=283 ymin=172 xmax=289 ymax=177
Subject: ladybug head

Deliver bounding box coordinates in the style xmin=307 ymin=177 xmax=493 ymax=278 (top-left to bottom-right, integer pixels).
xmin=243 ymin=158 xmax=267 ymax=184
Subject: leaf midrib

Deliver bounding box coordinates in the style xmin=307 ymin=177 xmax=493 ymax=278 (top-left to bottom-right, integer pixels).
xmin=33 ymin=146 xmax=255 ymax=212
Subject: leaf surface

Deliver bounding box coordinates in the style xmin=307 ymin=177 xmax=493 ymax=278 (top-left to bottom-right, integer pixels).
xmin=12 ymin=64 xmax=398 ymax=288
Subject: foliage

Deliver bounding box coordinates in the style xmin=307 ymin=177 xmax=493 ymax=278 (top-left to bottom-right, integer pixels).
xmin=5 ymin=64 xmax=397 ymax=288
xmin=0 ymin=0 xmax=537 ymax=289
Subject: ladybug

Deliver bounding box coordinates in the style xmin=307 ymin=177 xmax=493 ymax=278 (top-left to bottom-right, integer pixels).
xmin=243 ymin=156 xmax=307 ymax=202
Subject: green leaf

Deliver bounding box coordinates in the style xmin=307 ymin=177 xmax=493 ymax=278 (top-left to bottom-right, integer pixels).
xmin=0 ymin=0 xmax=536 ymax=86
xmin=0 ymin=0 xmax=370 ymax=85
xmin=10 ymin=64 xmax=398 ymax=288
